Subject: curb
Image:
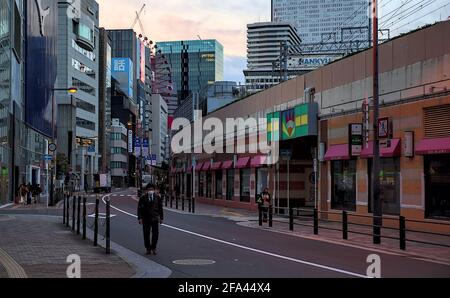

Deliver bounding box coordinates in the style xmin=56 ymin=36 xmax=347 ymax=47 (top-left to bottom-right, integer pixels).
xmin=0 ymin=248 xmax=28 ymax=278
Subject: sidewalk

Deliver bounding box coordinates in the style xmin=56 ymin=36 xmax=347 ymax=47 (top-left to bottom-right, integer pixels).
xmin=0 ymin=214 xmax=135 ymax=278
xmin=166 ymin=201 xmax=450 ymax=265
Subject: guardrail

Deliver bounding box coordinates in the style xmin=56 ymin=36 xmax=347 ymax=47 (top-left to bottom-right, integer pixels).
xmin=257 ymin=205 xmax=450 ymax=251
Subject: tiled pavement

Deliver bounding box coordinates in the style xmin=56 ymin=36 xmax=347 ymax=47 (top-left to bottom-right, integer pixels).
xmin=0 ymin=214 xmax=135 ymax=278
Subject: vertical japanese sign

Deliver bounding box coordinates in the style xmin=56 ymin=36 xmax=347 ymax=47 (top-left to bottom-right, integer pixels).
xmin=128 ymin=130 xmax=133 ymax=153
xmin=349 ymin=123 xmax=363 ymax=157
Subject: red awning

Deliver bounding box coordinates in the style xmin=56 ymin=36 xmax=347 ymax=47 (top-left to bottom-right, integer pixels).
xmin=250 ymin=155 xmax=267 ymax=168
xmin=324 ymin=144 xmax=350 ymax=161
xmin=235 ymin=157 xmax=250 ymax=169
xmin=202 ymin=161 xmax=211 ymax=171
xmin=416 ymin=137 xmax=450 ymax=155
xmin=195 ymin=162 xmax=204 ymax=171
xmin=221 ymin=160 xmax=233 ymax=170
xmin=360 ymin=139 xmax=401 ymax=158
xmin=211 ymin=162 xmax=222 ymax=170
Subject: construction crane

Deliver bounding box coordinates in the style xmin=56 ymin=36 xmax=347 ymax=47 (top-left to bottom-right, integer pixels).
xmin=131 ymin=3 xmax=147 ymax=37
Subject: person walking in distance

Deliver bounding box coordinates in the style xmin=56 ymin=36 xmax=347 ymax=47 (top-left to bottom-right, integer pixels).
xmin=261 ymin=187 xmax=271 ymax=223
xmin=137 ymin=183 xmax=164 ymax=255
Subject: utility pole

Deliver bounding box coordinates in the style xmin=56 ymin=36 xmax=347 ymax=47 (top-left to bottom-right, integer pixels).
xmin=371 ymin=0 xmax=382 ymax=245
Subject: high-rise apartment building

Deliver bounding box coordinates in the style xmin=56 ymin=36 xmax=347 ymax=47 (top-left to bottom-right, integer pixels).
xmin=155 ymin=40 xmax=224 ymax=109
xmin=272 ymin=0 xmax=369 ymax=44
xmin=244 ymin=22 xmax=302 ymax=93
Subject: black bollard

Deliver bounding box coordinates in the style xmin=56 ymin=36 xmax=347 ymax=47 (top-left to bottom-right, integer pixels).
xmin=289 ymin=208 xmax=294 ymax=231
xmin=170 ymin=194 xmax=173 ymax=208
xmin=82 ymin=197 xmax=87 ymax=240
xmin=258 ymin=205 xmax=263 ymax=226
xmin=342 ymin=211 xmax=348 ymax=240
xmin=176 ymin=195 xmax=179 ymax=209
xmin=77 ymin=196 xmax=81 ymax=235
xmin=72 ymin=196 xmax=76 ymax=231
xmin=188 ymin=197 xmax=192 ymax=213
xmin=192 ymin=197 xmax=195 ymax=213
xmin=399 ymin=216 xmax=406 ymax=250
xmin=94 ymin=197 xmax=99 ymax=247
xmin=313 ymin=208 xmax=319 ymax=235
xmin=106 ymin=199 xmax=111 ymax=254
xmin=182 ymin=196 xmax=185 ymax=211
xmin=63 ymin=194 xmax=66 ymax=225
xmin=269 ymin=205 xmax=273 ymax=228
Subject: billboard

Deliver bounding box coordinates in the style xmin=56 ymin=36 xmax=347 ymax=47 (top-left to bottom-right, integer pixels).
xmin=140 ymin=40 xmax=145 ymax=83
xmin=112 ymin=58 xmax=133 ymax=98
xmin=25 ymin=0 xmax=58 ymax=137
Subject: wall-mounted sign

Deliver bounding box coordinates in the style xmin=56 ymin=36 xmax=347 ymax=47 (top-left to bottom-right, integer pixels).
xmin=349 ymin=123 xmax=363 ymax=156
xmin=128 ymin=130 xmax=133 ymax=153
xmin=404 ymin=131 xmax=415 ymax=158
xmin=287 ymin=55 xmax=342 ymax=70
xmin=134 ymin=138 xmax=141 ymax=156
xmin=378 ymin=117 xmax=390 ymax=139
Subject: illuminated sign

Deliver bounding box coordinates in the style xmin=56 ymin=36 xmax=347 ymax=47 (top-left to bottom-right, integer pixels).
xmin=349 ymin=123 xmax=363 ymax=156
xmin=112 ymin=58 xmax=133 ymax=98
xmin=140 ymin=41 xmax=146 ymax=83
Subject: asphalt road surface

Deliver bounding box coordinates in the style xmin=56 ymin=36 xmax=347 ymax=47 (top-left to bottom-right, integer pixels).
xmin=79 ymin=188 xmax=450 ymax=278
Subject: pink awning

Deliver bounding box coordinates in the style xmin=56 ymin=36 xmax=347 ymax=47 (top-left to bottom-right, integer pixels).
xmin=250 ymin=155 xmax=267 ymax=168
xmin=202 ymin=161 xmax=211 ymax=171
xmin=195 ymin=162 xmax=204 ymax=171
xmin=221 ymin=160 xmax=233 ymax=170
xmin=235 ymin=157 xmax=250 ymax=169
xmin=416 ymin=137 xmax=450 ymax=155
xmin=211 ymin=162 xmax=222 ymax=170
xmin=324 ymin=144 xmax=350 ymax=161
xmin=360 ymin=139 xmax=401 ymax=158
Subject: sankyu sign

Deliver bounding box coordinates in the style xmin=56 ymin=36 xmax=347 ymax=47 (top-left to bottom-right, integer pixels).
xmin=288 ymin=55 xmax=342 ymax=70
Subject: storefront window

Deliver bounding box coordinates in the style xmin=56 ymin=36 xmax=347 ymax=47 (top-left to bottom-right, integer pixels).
xmin=331 ymin=160 xmax=356 ymax=211
xmin=226 ymin=169 xmax=234 ymax=201
xmin=215 ymin=171 xmax=223 ymax=199
xmin=368 ymin=158 xmax=400 ymax=215
xmin=425 ymin=154 xmax=450 ymax=219
xmin=206 ymin=172 xmax=212 ymax=198
xmin=256 ymin=168 xmax=268 ymax=196
xmin=240 ymin=169 xmax=251 ymax=202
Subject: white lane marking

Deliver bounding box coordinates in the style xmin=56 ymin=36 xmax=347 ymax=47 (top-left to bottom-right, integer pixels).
xmin=102 ymin=195 xmax=368 ymax=278
xmin=88 ymin=213 xmax=117 ymax=219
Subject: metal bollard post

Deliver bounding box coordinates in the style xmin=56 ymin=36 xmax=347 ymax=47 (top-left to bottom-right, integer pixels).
xmin=192 ymin=197 xmax=195 ymax=213
xmin=94 ymin=197 xmax=99 ymax=247
xmin=313 ymin=208 xmax=318 ymax=235
xmin=399 ymin=216 xmax=406 ymax=250
xmin=170 ymin=194 xmax=173 ymax=208
xmin=63 ymin=194 xmax=66 ymax=225
xmin=165 ymin=194 xmax=168 ymax=207
xmin=342 ymin=211 xmax=348 ymax=240
xmin=106 ymin=199 xmax=111 ymax=254
xmin=188 ymin=196 xmax=192 ymax=213
xmin=77 ymin=196 xmax=81 ymax=235
xmin=289 ymin=208 xmax=294 ymax=231
xmin=258 ymin=206 xmax=263 ymax=226
xmin=269 ymin=205 xmax=273 ymax=228
xmin=82 ymin=197 xmax=87 ymax=240
xmin=176 ymin=195 xmax=179 ymax=209
xmin=182 ymin=196 xmax=185 ymax=211
xmin=66 ymin=196 xmax=70 ymax=228
xmin=72 ymin=196 xmax=76 ymax=231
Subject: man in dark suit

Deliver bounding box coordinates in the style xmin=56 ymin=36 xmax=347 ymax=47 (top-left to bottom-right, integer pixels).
xmin=137 ymin=183 xmax=164 ymax=255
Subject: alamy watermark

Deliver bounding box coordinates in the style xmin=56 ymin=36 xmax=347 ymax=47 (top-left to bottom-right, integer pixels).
xmin=66 ymin=254 xmax=81 ymax=278
xmin=171 ymin=111 xmax=279 ymax=164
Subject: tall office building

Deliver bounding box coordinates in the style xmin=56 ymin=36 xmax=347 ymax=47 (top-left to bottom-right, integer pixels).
xmin=98 ymin=28 xmax=112 ymax=174
xmin=0 ymin=0 xmax=57 ymax=204
xmin=272 ymin=0 xmax=369 ymax=44
xmin=244 ymin=22 xmax=302 ymax=93
xmin=56 ymin=0 xmax=100 ymax=191
xmin=155 ymin=40 xmax=224 ymax=108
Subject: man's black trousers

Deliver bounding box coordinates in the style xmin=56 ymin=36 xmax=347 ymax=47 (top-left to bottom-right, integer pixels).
xmin=143 ymin=220 xmax=159 ymax=250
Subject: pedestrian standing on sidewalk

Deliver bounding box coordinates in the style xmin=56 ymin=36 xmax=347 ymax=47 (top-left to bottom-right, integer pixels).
xmin=18 ymin=183 xmax=28 ymax=205
xmin=260 ymin=187 xmax=271 ymax=223
xmin=137 ymin=183 xmax=164 ymax=255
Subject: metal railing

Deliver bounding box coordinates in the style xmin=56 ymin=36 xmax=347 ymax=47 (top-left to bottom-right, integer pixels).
xmin=257 ymin=205 xmax=450 ymax=251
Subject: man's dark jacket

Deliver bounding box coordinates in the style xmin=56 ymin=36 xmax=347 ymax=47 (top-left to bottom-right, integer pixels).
xmin=137 ymin=192 xmax=164 ymax=222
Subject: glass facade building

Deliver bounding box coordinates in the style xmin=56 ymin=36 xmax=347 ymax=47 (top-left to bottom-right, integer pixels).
xmin=156 ymin=40 xmax=224 ymax=106
xmin=272 ymin=0 xmax=369 ymax=44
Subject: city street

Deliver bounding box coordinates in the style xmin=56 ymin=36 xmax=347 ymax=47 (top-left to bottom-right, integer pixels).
xmin=90 ymin=189 xmax=450 ymax=278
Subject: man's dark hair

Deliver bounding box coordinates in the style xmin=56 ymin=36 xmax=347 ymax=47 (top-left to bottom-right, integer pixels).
xmin=146 ymin=183 xmax=156 ymax=190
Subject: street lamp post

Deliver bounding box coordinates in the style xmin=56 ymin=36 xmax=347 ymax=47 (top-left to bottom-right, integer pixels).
xmin=49 ymin=87 xmax=77 ymax=206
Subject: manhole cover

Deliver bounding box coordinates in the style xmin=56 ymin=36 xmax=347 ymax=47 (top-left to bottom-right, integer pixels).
xmin=172 ymin=259 xmax=216 ymax=266
xmin=0 ymin=215 xmax=15 ymax=222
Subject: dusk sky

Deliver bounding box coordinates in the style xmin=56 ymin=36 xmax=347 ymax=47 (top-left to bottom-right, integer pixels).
xmin=97 ymin=0 xmax=450 ymax=83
